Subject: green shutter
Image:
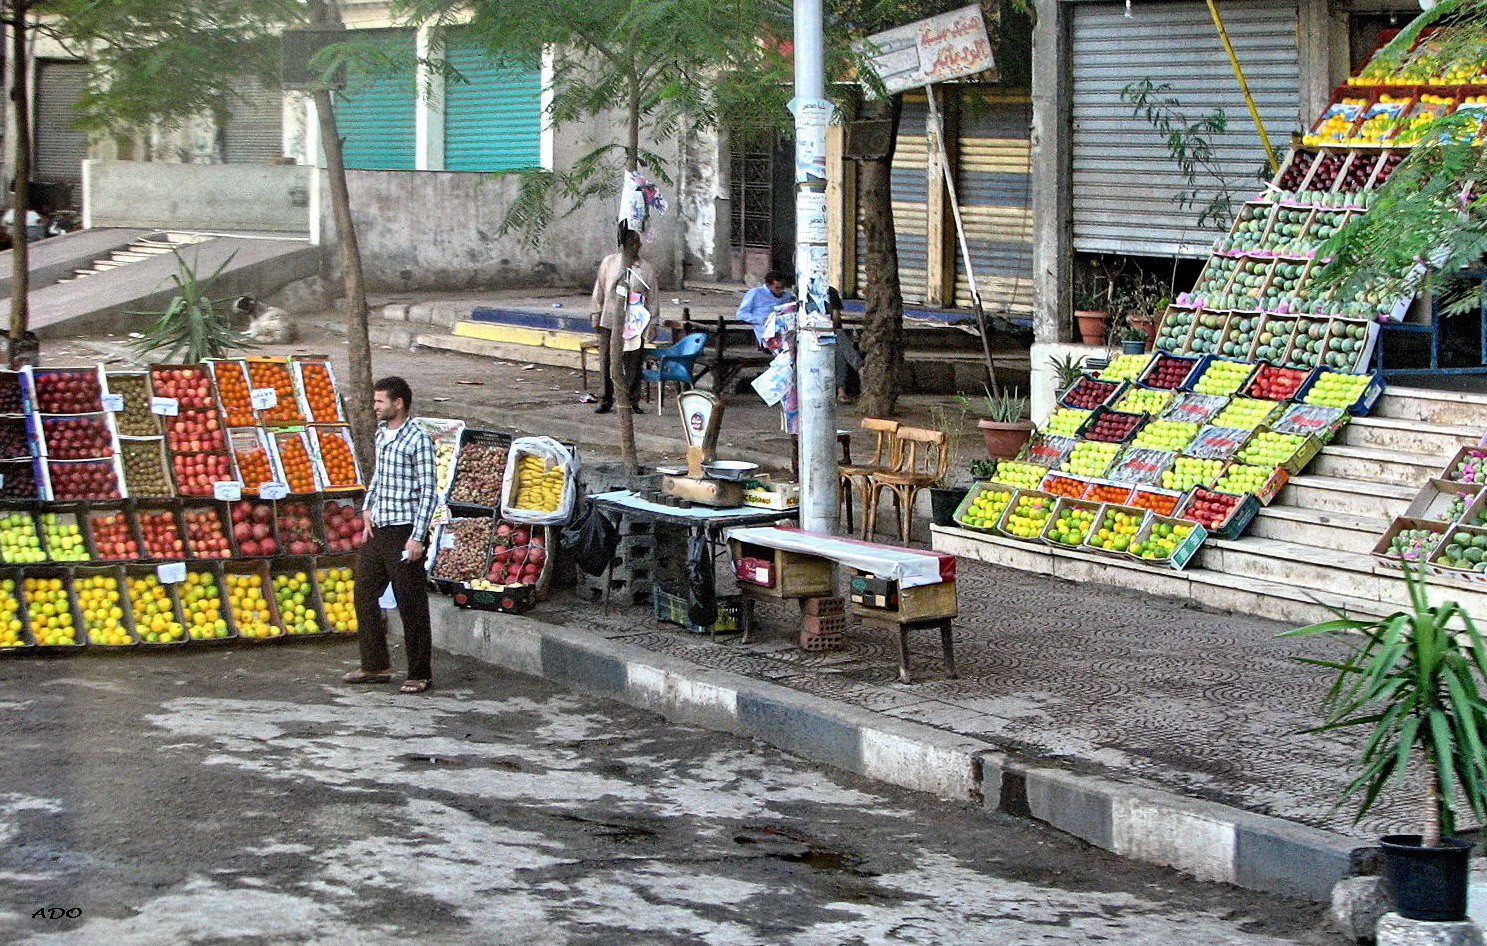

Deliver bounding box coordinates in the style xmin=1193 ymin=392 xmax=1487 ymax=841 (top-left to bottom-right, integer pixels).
xmin=443 ymin=31 xmax=542 ymax=173
xmin=336 ymin=30 xmax=416 ymax=171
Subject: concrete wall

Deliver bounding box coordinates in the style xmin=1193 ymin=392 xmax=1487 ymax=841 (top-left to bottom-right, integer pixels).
xmin=83 ymin=160 xmax=314 ymax=234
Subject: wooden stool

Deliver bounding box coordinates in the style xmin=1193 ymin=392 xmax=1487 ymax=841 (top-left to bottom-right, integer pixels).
xmin=848 ymin=576 xmax=958 ymax=683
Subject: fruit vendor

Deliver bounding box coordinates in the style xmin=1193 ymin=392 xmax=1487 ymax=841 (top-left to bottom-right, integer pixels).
xmin=344 ymin=377 xmax=438 ymax=694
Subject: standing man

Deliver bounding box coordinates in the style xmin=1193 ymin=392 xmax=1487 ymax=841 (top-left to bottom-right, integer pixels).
xmin=590 ymin=228 xmax=660 ymax=414
xmin=735 ymin=271 xmax=794 ymax=346
xmin=344 ymin=376 xmax=438 ymax=694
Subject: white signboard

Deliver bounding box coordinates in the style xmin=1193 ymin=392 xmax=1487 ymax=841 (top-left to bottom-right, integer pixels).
xmin=855 ymin=4 xmax=996 ymax=96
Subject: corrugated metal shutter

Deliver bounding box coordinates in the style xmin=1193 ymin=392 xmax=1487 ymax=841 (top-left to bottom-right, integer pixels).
xmin=954 ymin=91 xmax=1033 ymax=316
xmin=223 ymin=79 xmax=283 ymax=164
xmin=444 ymin=30 xmax=542 ymax=172
xmin=34 ymin=60 xmax=89 ymax=184
xmin=1070 ymin=0 xmax=1301 ymax=257
xmin=856 ymin=93 xmax=929 ymax=304
xmin=335 ymin=29 xmax=416 ymax=171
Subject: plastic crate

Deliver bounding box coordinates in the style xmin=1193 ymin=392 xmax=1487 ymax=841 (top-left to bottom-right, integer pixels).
xmin=652 ymin=583 xmax=746 ymax=634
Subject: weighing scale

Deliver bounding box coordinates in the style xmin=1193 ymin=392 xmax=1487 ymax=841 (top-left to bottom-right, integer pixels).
xmin=660 ymin=390 xmax=747 ymax=507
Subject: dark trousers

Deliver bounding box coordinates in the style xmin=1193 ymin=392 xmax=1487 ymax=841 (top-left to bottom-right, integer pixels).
xmin=597 ymin=327 xmax=644 ymax=406
xmin=354 ymin=523 xmax=432 ymax=681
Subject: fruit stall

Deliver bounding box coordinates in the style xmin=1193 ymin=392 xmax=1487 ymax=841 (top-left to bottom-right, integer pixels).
xmin=1375 ymin=445 xmax=1487 ymax=581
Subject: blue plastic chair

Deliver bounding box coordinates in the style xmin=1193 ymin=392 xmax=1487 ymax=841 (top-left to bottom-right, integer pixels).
xmin=642 ymin=332 xmax=710 ymax=408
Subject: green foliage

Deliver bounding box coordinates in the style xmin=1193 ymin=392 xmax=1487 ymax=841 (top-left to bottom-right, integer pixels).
xmin=1046 ymin=352 xmax=1084 ymax=391
xmin=1283 ymin=566 xmax=1487 ymax=844
xmin=968 ymin=458 xmax=997 ymax=480
xmin=1120 ymin=78 xmax=1240 ymax=231
xmin=977 ymin=384 xmax=1027 ymax=423
xmin=132 ymin=250 xmax=250 ymax=364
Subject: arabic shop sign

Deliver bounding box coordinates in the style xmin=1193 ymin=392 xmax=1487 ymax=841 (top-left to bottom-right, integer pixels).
xmin=855 ymin=4 xmax=996 ymax=95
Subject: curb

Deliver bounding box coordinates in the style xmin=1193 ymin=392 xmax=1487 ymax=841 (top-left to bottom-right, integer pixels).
xmin=427 ymin=603 xmax=1370 ymax=902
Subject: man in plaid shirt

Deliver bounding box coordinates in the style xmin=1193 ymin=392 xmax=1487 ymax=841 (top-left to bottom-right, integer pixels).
xmin=345 ymin=376 xmax=439 ymax=693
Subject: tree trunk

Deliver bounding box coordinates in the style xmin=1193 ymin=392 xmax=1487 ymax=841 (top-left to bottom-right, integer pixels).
xmin=855 ymin=96 xmax=905 ymax=419
xmin=1424 ymin=764 xmax=1443 ymax=848
xmin=309 ymin=0 xmax=375 ymax=477
xmin=8 ymin=3 xmax=31 ymax=363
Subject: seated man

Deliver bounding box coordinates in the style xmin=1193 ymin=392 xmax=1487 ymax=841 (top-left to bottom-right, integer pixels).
xmin=735 ymin=271 xmax=794 ymax=347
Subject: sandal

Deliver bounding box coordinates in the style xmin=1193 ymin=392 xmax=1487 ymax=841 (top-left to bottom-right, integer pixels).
xmin=399 ymin=679 xmax=431 ymax=694
xmin=343 ymin=669 xmax=392 ymax=684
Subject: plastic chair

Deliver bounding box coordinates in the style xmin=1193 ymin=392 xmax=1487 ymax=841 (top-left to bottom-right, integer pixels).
xmin=865 ymin=426 xmax=949 ymax=544
xmin=838 ymin=418 xmax=900 ymax=535
xmin=642 ymin=331 xmax=710 ymax=408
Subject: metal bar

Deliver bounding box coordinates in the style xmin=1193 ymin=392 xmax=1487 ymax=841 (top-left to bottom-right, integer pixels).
xmin=1204 ymin=0 xmax=1278 ymax=174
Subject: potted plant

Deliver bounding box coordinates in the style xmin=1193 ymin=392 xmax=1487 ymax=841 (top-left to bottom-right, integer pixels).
xmin=1283 ymin=566 xmax=1487 ymax=923
xmin=969 ymin=458 xmax=997 ymax=482
xmin=1047 ymin=352 xmax=1085 ymax=397
xmin=1073 ymin=277 xmax=1111 ymax=346
xmin=974 ymin=386 xmax=1032 ymax=461
xmin=1118 ymin=326 xmax=1148 ymax=355
xmin=926 ymin=403 xmax=971 ymax=527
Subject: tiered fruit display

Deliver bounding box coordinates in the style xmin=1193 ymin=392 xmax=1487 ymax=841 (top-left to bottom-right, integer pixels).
xmin=76 ymin=573 xmax=130 ymax=645
xmin=432 ymin=518 xmax=494 ymax=582
xmin=1080 ymin=409 xmax=1143 ymax=444
xmin=1303 ymin=370 xmax=1373 ymax=409
xmin=24 ymin=576 xmax=77 ymax=645
xmin=0 ymin=418 xmax=29 ymax=459
xmin=151 ymin=365 xmax=215 ymax=409
xmin=1435 ymin=530 xmax=1487 ymax=574
xmin=1060 ymin=376 xmax=1121 ymax=409
xmin=1063 ymin=441 xmax=1120 ymax=478
xmin=275 ymin=433 xmax=319 ymax=493
xmin=231 ymin=500 xmax=279 ymax=556
xmin=1142 ymin=354 xmax=1198 ymax=390
xmin=1236 ymin=430 xmax=1309 ymax=468
xmin=1252 ymin=318 xmax=1295 ymax=363
xmin=316 ymin=564 xmax=357 ymax=633
xmin=271 ymin=570 xmax=322 ymax=635
xmin=231 ymin=431 xmax=277 ymax=488
xmin=1132 ymin=420 xmax=1197 ymax=452
xmin=210 ymin=360 xmax=257 ymax=427
xmin=1041 ymin=408 xmax=1089 ymax=437
xmin=165 ymin=410 xmax=226 ymax=452
xmin=1113 ymin=386 xmax=1170 ymax=416
xmin=1130 ymin=488 xmax=1182 ymax=516
xmin=485 ymin=523 xmax=547 ymax=587
xmin=0 ymin=578 xmax=26 ymax=648
xmin=321 ymin=500 xmax=365 ymax=553
xmin=171 ymin=451 xmax=232 ymax=496
xmin=1000 ymin=493 xmax=1053 ymax=539
xmin=1101 ymin=353 xmax=1151 ymax=382
xmin=138 ymin=508 xmax=185 ymax=559
xmin=1087 ymin=507 xmax=1144 ymax=553
xmin=33 ymin=370 xmax=102 ymax=413
xmin=298 ymin=361 xmax=344 ymax=423
xmin=1180 ymin=487 xmax=1247 ymax=531
xmin=511 ymin=452 xmax=568 ymax=513
xmin=47 ymin=459 xmax=121 ymax=500
xmin=40 ymin=513 xmax=88 ymax=562
xmin=182 ymin=507 xmax=232 ymax=559
xmin=314 ymin=428 xmax=359 ymax=488
xmin=90 ymin=510 xmax=140 ymax=560
xmin=42 ymin=416 xmax=113 ymax=459
xmin=1214 ymin=463 xmax=1278 ymax=496
xmin=1192 ymin=360 xmax=1253 ymax=396
xmin=275 ymin=500 xmax=322 ymax=556
xmin=1161 ymin=456 xmax=1225 ymax=491
xmin=128 ymin=574 xmax=185 ymax=644
xmin=181 ymin=570 xmax=231 ymax=640
xmin=1188 ymin=426 xmax=1250 ymax=460
xmin=1245 ymin=364 xmax=1309 ymax=400
xmin=0 ymin=511 xmax=43 ymax=563
xmin=106 ymin=373 xmax=159 ymax=436
xmin=448 ymin=440 xmax=509 ymax=506
xmin=1087 ymin=482 xmax=1134 ymax=505
xmin=1213 ymin=397 xmax=1276 ymax=429
xmin=1130 ymin=520 xmax=1198 ymax=561
xmin=991 ymin=461 xmax=1046 ymax=489
xmin=226 ymin=572 xmax=282 ymax=638
xmin=1045 ymin=503 xmax=1098 ymax=546
xmin=956 ymin=487 xmax=1014 ymax=529
xmin=1388 ymin=528 xmax=1444 ymax=564
xmin=119 ymin=439 xmax=172 ymax=497
xmin=1109 ymin=448 xmax=1174 ymax=485
xmin=246 ymin=360 xmax=304 ymax=425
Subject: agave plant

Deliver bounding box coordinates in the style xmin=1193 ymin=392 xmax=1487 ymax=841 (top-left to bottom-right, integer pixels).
xmin=133 ymin=249 xmax=249 ymax=364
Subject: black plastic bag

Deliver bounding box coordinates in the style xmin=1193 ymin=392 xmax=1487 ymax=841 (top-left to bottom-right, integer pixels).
xmin=560 ymin=499 xmax=619 ymax=577
xmin=685 ymin=528 xmax=718 ymax=628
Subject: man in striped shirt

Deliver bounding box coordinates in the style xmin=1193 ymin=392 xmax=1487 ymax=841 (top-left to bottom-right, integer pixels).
xmin=345 ymin=376 xmax=439 ymax=694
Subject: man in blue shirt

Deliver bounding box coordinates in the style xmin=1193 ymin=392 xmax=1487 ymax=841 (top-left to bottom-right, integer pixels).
xmin=735 ymin=271 xmax=794 ymax=346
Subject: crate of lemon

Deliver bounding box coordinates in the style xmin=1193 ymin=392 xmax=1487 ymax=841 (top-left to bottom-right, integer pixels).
xmin=1127 ymin=515 xmax=1208 ymax=570
xmin=124 ymin=567 xmax=189 ymax=645
xmin=0 ymin=575 xmax=31 ymax=648
xmin=271 ymin=559 xmax=328 ymax=637
xmin=223 ymin=562 xmax=285 ymax=640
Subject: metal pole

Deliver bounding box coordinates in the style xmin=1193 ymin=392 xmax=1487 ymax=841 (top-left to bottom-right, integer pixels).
xmin=1205 ymin=0 xmax=1278 ymax=173
xmin=793 ymin=0 xmax=839 ymax=534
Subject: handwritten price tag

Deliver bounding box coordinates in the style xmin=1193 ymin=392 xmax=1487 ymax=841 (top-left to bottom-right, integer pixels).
xmin=150 ymin=397 xmax=179 ymax=416
xmin=213 ymin=481 xmax=243 ymax=502
xmin=101 ymin=393 xmax=125 ymax=412
xmin=250 ymin=387 xmax=278 ymax=410
xmin=259 ymin=481 xmax=289 ymax=500
xmin=156 ymin=562 xmax=187 ymax=584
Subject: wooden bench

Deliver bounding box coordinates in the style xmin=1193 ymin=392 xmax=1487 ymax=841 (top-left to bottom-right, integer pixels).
xmin=682 ymin=313 xmax=774 ymax=395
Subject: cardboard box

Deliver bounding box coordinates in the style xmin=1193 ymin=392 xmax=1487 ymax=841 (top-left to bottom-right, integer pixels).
xmin=1372 ymin=516 xmax=1449 ymax=571
xmin=741 ymin=478 xmax=800 ymax=510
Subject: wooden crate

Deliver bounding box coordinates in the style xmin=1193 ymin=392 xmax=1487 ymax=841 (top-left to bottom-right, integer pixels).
xmin=729 ymin=538 xmax=834 ymax=599
xmin=847 ymin=571 xmax=957 ymax=624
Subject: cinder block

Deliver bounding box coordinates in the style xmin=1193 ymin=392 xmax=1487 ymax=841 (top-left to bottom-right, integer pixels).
xmin=381 ymin=304 xmax=410 ymax=322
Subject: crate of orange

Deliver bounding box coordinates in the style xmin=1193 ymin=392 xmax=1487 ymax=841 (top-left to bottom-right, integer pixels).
xmin=291 ymin=357 xmax=345 ymax=424
xmin=309 ymin=425 xmax=362 ymax=490
xmin=271 ymin=429 xmax=324 ymax=494
xmin=245 ymin=358 xmax=305 ymax=426
xmin=206 ymin=359 xmax=259 ymax=427
xmin=1129 ymin=485 xmax=1184 ymax=517
xmin=1085 ymin=481 xmax=1135 ymax=505
xmin=227 ymin=428 xmax=284 ymax=493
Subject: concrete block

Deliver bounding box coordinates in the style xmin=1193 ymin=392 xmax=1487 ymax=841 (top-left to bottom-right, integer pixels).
xmin=1018 ymin=765 xmax=1115 ymax=850
xmin=1112 ymin=791 xmax=1237 ymax=884
xmin=856 ymin=722 xmax=983 ymax=801
xmin=1234 ymin=813 xmax=1362 ymax=901
xmin=624 ymin=663 xmax=741 ymax=733
xmin=408 ymin=303 xmax=436 ymax=325
xmin=381 ymin=304 xmax=410 ymax=322
xmin=1377 ymin=913 xmax=1484 ymax=946
xmin=1333 ymin=876 xmax=1395 ymax=944
xmin=737 ymin=686 xmax=861 ymax=773
xmin=429 ymin=610 xmax=543 ymax=679
xmin=539 ymin=636 xmax=628 ymax=697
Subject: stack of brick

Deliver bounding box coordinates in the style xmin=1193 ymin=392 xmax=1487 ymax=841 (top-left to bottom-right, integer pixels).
xmin=801 ymin=595 xmax=846 ymax=651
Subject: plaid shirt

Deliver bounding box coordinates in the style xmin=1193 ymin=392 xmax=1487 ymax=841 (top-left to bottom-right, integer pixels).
xmin=364 ymin=419 xmax=438 ymax=543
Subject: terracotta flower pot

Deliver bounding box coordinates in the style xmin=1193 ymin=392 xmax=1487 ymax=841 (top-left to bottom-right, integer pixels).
xmin=978 ymin=418 xmax=1034 ymax=461
xmin=1075 ymin=309 xmax=1110 ymax=346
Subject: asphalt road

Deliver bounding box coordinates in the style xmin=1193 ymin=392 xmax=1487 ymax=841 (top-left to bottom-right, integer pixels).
xmin=0 ymin=641 xmax=1335 ymax=945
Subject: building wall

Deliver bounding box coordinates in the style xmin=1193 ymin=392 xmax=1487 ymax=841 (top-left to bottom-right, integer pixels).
xmin=83 ymin=159 xmax=313 ymax=233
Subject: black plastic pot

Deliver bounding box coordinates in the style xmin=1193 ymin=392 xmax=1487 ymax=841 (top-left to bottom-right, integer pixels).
xmin=1381 ymin=834 xmax=1473 ymax=922
xmin=929 ymin=487 xmax=969 ymax=527
xmin=1121 ymin=339 xmax=1146 ymax=354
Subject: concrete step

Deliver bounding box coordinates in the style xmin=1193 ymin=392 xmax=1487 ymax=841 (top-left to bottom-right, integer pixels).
xmin=1309 ymin=443 xmax=1449 ymax=486
xmin=1199 ymin=535 xmax=1389 ymax=602
xmin=1335 ymin=415 xmax=1477 ymax=457
xmin=1248 ymin=504 xmax=1386 ymax=555
xmin=1374 ymin=385 xmax=1487 ymax=426
xmin=1277 ymin=473 xmax=1415 ymax=520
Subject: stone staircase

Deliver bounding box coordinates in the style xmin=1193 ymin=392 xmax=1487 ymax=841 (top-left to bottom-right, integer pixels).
xmin=932 ymin=385 xmax=1487 ymax=626
xmin=59 ymin=231 xmax=212 ymax=283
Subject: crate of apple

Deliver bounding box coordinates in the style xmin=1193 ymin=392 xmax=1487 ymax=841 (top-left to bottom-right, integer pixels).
xmin=0 ymin=459 xmax=40 ymax=499
xmin=1140 ymin=353 xmax=1205 ymax=390
xmin=1108 ymin=448 xmax=1175 ymax=486
xmin=997 ymin=490 xmax=1054 ymax=540
xmin=1178 ymin=486 xmax=1258 ymax=538
xmin=1061 ymin=441 xmax=1120 ymax=478
xmin=1084 ymin=506 xmax=1148 ymax=555
xmin=246 ymin=359 xmax=305 ymax=425
xmin=0 ymin=371 xmax=24 ymax=414
xmin=1041 ymin=408 xmax=1090 ymax=437
xmin=1160 ymin=456 xmax=1225 ymax=491
xmin=1101 ymin=353 xmax=1153 ymax=383
xmin=47 ymin=459 xmax=122 ymax=501
xmin=1058 ymin=376 xmax=1123 ymax=410
xmin=1076 ymin=407 xmax=1145 ymax=444
xmin=1300 ymin=368 xmax=1382 ymax=415
xmin=170 ymin=451 xmax=233 ymax=497
xmin=1191 ymin=359 xmax=1254 ymax=396
xmin=181 ymin=567 xmax=233 ymax=640
xmin=321 ymin=498 xmax=365 ymax=553
xmin=0 ymin=417 xmax=29 ymax=460
xmin=314 ymin=561 xmax=357 ymax=634
xmin=1129 ymin=517 xmax=1206 ymax=569
xmin=1235 ymin=429 xmax=1317 ymax=473
xmin=164 ymin=409 xmax=226 ymax=454
xmin=136 ymin=506 xmax=185 ymax=559
xmin=1130 ymin=486 xmax=1183 ymax=517
xmin=42 ymin=415 xmax=114 ymax=460
xmin=954 ymin=483 xmax=1015 ymax=531
xmin=206 ymin=359 xmax=258 ymax=427
xmin=1212 ymin=397 xmax=1279 ymax=430
xmin=990 ymin=460 xmax=1046 ymax=490
xmin=485 ymin=522 xmax=548 ymax=589
xmin=40 ymin=511 xmax=91 ymax=562
xmin=271 ymin=565 xmax=325 ymax=635
xmin=30 ymin=368 xmax=102 ymax=414
xmin=230 ymin=499 xmax=279 ymax=557
xmin=149 ymin=365 xmax=215 ymax=410
xmin=181 ymin=504 xmax=233 ymax=559
xmin=1273 ymin=148 xmax=1316 ymax=193
xmin=1214 ymin=462 xmax=1288 ymax=504
xmin=1113 ymin=384 xmax=1171 ymax=416
xmin=1043 ymin=499 xmax=1100 ymax=547
xmin=1243 ymin=364 xmax=1309 ymax=401
xmin=87 ymin=507 xmax=141 ymax=560
xmin=1132 ymin=419 xmax=1198 ymax=452
xmin=275 ymin=500 xmax=323 ymax=555
xmin=0 ymin=510 xmax=44 ymax=563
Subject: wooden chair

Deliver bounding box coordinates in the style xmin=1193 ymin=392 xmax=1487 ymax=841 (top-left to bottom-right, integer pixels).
xmin=865 ymin=426 xmax=949 ymax=544
xmin=838 ymin=418 xmax=900 ymax=535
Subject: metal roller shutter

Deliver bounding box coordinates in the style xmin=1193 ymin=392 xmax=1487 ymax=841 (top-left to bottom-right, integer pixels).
xmin=444 ymin=30 xmax=542 ymax=172
xmin=223 ymin=79 xmax=284 ymax=164
xmin=954 ymin=91 xmax=1033 ymax=315
xmin=335 ymin=29 xmax=416 ymax=171
xmin=34 ymin=60 xmax=89 ymax=185
xmin=1070 ymin=0 xmax=1301 ymax=257
xmin=856 ymin=94 xmax=929 ymax=304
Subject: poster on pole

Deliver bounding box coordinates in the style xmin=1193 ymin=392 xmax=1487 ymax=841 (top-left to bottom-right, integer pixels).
xmin=854 ymin=4 xmax=997 ymax=96
xmin=790 ymin=97 xmax=832 ymax=183
xmin=795 ymin=244 xmax=832 ymax=331
xmin=796 ymin=191 xmax=827 ymax=245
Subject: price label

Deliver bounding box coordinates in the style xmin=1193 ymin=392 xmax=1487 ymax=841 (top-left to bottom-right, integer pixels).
xmin=259 ymin=481 xmax=289 ymax=500
xmin=440 ymin=531 xmax=456 ymax=549
xmin=213 ymin=480 xmax=243 ymax=502
xmin=101 ymin=393 xmax=125 ymax=412
xmin=156 ymin=562 xmax=187 ymax=584
xmin=150 ymin=397 xmax=179 ymax=416
xmin=250 ymin=387 xmax=278 ymax=410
